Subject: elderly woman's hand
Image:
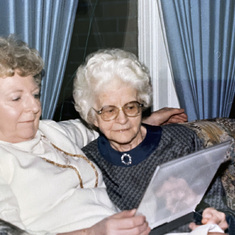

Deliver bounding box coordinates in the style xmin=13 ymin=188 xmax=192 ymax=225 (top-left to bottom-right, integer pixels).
xmin=189 ymin=208 xmax=228 ymax=232
xmin=142 ymin=107 xmax=188 ymax=126
xmin=59 ymin=209 xmax=151 ymax=235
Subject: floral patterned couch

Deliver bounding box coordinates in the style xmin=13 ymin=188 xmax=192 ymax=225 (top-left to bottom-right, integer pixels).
xmin=181 ymin=118 xmax=235 ymax=210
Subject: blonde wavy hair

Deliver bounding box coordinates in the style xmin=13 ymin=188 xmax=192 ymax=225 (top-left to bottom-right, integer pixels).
xmin=0 ymin=35 xmax=44 ymax=85
xmin=73 ymin=48 xmax=152 ymax=126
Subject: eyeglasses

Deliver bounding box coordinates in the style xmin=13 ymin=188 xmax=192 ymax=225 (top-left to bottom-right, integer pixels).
xmin=93 ymin=101 xmax=143 ymax=121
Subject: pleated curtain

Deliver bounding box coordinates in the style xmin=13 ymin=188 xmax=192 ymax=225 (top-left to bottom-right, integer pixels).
xmin=0 ymin=0 xmax=78 ymax=119
xmin=159 ymin=0 xmax=235 ymax=121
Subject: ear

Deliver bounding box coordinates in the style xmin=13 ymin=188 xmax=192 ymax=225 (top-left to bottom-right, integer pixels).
xmin=93 ymin=118 xmax=99 ymax=128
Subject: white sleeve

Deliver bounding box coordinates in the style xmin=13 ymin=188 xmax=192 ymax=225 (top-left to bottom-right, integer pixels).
xmin=56 ymin=119 xmax=99 ymax=148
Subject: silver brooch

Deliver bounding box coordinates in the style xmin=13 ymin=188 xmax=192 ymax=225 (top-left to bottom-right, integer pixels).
xmin=121 ymin=153 xmax=132 ymax=165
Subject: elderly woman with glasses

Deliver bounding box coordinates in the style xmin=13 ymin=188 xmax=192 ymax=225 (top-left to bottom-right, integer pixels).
xmin=73 ymin=48 xmax=235 ymax=234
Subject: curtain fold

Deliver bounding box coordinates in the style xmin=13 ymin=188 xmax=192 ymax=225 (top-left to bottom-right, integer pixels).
xmin=158 ymin=0 xmax=235 ymax=121
xmin=0 ymin=0 xmax=78 ymax=119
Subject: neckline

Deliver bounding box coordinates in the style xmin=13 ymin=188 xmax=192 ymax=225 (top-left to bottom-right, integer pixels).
xmin=98 ymin=124 xmax=162 ymax=167
xmin=0 ymin=131 xmax=41 ymax=151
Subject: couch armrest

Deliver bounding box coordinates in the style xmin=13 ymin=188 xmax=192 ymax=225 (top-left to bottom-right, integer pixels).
xmin=181 ymin=118 xmax=235 ymax=147
xmin=182 ymin=118 xmax=235 ymax=210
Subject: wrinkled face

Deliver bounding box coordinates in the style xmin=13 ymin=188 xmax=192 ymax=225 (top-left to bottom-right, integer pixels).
xmin=93 ymin=82 xmax=145 ymax=152
xmin=0 ymin=72 xmax=41 ymax=143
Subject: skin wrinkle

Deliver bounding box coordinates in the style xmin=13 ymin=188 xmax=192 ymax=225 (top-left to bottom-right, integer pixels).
xmin=93 ymin=83 xmax=147 ymax=152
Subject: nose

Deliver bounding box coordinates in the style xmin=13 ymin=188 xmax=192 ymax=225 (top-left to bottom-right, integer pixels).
xmin=24 ymin=95 xmax=41 ymax=113
xmin=115 ymin=108 xmax=128 ymax=124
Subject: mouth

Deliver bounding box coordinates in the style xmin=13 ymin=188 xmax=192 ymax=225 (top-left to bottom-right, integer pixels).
xmin=20 ymin=120 xmax=35 ymax=123
xmin=116 ymin=128 xmax=129 ymax=132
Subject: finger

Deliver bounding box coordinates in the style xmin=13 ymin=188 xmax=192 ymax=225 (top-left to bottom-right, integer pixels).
xmin=189 ymin=222 xmax=200 ymax=230
xmin=166 ymin=110 xmax=186 ymax=117
xmin=132 ymin=221 xmax=151 ymax=235
xmin=112 ymin=209 xmax=136 ymax=219
xmin=165 ymin=116 xmax=187 ymax=124
xmin=114 ymin=221 xmax=151 ymax=235
xmin=95 ymin=210 xmax=150 ymax=235
xmin=218 ymin=221 xmax=229 ymax=230
xmin=157 ymin=107 xmax=184 ymax=114
xmin=202 ymin=208 xmax=223 ymax=223
xmin=201 ymin=217 xmax=209 ymax=224
xmin=202 ymin=209 xmax=228 ymax=230
xmin=177 ymin=113 xmax=188 ymax=120
xmin=113 ymin=210 xmax=148 ymax=230
xmin=171 ymin=113 xmax=188 ymax=120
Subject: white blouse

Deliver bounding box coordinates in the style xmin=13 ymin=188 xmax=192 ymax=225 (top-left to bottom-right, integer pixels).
xmin=0 ymin=119 xmax=118 ymax=234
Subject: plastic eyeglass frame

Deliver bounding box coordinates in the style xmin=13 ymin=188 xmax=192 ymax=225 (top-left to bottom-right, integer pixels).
xmin=93 ymin=101 xmax=143 ymax=121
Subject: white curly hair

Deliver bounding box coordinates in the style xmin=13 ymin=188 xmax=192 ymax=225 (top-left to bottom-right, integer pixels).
xmin=73 ymin=48 xmax=152 ymax=126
